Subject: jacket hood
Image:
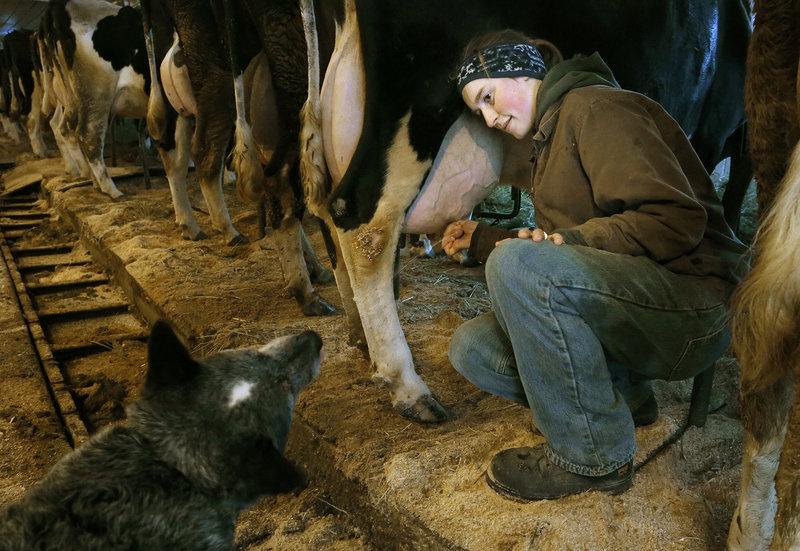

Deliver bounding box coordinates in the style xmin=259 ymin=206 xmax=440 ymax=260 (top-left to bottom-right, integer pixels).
xmin=534 ymin=52 xmax=620 ymax=128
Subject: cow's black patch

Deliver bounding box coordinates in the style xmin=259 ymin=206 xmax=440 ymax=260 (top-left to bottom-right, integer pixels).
xmin=92 ymin=6 xmax=150 ymax=87
xmin=3 ymin=30 xmax=35 ymax=115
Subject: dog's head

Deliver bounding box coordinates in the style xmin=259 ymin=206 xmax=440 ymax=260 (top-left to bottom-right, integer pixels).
xmin=128 ymin=320 xmax=322 ymax=503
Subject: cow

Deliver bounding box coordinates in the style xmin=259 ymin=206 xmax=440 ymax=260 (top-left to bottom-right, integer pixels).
xmin=726 ymin=2 xmax=800 ymax=549
xmin=298 ymin=0 xmax=752 ymax=423
xmin=35 ymin=19 xmax=88 ymax=177
xmin=0 ymin=32 xmax=22 ymax=143
xmin=0 ymin=28 xmax=46 ymax=154
xmin=38 ymin=0 xmax=150 ymax=198
xmin=141 ymin=0 xmax=335 ymax=315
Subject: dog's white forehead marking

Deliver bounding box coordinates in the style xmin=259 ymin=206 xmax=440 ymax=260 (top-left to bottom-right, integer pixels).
xmin=228 ymin=380 xmax=255 ymax=408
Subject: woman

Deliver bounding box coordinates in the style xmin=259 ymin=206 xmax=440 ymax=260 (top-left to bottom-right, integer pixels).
xmin=443 ymin=30 xmax=749 ymax=501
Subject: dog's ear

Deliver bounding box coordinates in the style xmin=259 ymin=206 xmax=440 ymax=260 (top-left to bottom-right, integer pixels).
xmin=145 ymin=320 xmax=198 ymax=390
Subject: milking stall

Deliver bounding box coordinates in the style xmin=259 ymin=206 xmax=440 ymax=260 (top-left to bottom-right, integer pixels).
xmin=2 ymin=0 xmax=799 ymax=550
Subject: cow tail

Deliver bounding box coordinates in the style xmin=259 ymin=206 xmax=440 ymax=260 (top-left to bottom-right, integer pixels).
xmin=299 ymin=0 xmax=329 ymax=220
xmin=35 ymin=34 xmax=53 ymax=117
xmin=730 ymin=139 xmax=800 ymax=395
xmin=220 ymin=0 xmax=264 ymax=202
xmin=230 ymin=73 xmax=265 ymax=202
xmin=141 ymin=0 xmax=167 ymax=142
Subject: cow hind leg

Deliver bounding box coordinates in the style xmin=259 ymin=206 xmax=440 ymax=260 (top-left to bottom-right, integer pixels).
xmin=337 ymin=224 xmax=446 ymax=422
xmin=269 ymin=213 xmax=335 ymax=316
xmin=77 ymin=102 xmax=122 ymax=198
xmin=301 ymin=224 xmax=334 ymax=285
xmin=324 ymin=221 xmax=366 ymax=350
xmin=728 ymin=379 xmax=791 ymax=551
xmin=192 ymin=107 xmax=245 ymax=245
xmin=160 ymin=115 xmax=205 ymax=240
xmin=1 ymin=113 xmax=22 ymax=143
xmin=50 ymin=105 xmax=84 ymax=178
xmin=772 ymin=373 xmax=800 ymax=549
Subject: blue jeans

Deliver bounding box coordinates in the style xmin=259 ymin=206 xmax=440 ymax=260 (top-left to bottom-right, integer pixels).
xmin=448 ymin=239 xmax=731 ymax=476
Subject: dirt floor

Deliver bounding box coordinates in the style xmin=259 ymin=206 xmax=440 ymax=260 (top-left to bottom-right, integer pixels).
xmin=0 ymin=129 xmax=758 ymax=550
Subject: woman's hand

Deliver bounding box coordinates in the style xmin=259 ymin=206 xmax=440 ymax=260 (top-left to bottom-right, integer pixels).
xmin=442 ymin=220 xmax=478 ymax=256
xmin=494 ymin=227 xmax=565 ymax=247
xmin=516 ymin=227 xmax=564 ymax=245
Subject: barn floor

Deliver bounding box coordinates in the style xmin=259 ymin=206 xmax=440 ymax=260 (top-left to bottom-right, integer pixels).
xmin=0 ymin=133 xmax=755 ymax=551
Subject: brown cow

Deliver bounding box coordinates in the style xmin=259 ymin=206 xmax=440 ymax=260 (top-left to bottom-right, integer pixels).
xmin=727 ymin=2 xmax=800 ymax=549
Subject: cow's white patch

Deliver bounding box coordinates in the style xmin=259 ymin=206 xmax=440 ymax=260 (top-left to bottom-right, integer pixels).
xmin=228 ymin=381 xmax=255 ymax=408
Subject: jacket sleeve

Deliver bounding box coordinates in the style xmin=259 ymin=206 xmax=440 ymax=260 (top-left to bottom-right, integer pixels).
xmin=468 ymin=223 xmax=517 ymax=262
xmin=567 ymin=97 xmax=708 ymax=261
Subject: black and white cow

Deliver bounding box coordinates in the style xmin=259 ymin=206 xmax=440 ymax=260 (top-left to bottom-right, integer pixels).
xmin=299 ymin=0 xmax=752 ymax=422
xmin=142 ymin=0 xmax=334 ymax=315
xmin=0 ymin=28 xmax=47 ymax=155
xmin=39 ymin=0 xmax=149 ymax=198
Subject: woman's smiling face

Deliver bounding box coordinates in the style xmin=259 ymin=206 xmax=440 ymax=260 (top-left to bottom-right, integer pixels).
xmin=461 ymin=76 xmax=540 ymax=139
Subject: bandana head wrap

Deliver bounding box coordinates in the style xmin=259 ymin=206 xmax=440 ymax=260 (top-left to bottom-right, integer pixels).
xmin=456 ymin=42 xmax=547 ymax=94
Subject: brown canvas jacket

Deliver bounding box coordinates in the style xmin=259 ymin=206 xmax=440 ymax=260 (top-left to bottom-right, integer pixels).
xmin=527 ymin=85 xmax=748 ymax=298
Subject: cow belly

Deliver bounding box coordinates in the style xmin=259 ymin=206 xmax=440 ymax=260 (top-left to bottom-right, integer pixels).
xmin=160 ymin=39 xmax=197 ymax=118
xmin=320 ymin=7 xmax=365 ymax=185
xmin=402 ymin=113 xmax=504 ymax=234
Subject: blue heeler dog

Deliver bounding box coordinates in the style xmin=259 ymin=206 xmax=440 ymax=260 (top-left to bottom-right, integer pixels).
xmin=0 ymin=320 xmax=322 ymax=550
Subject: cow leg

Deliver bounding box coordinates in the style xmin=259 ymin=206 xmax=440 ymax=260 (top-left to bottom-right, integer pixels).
xmin=191 ymin=103 xmax=245 ymax=245
xmin=261 ymin=167 xmax=334 ymax=316
xmin=1 ymin=113 xmax=21 ymax=143
xmin=50 ymin=104 xmax=84 ymax=178
xmin=77 ymin=99 xmax=122 ymax=198
xmin=26 ymin=75 xmax=49 ymax=158
xmin=772 ymin=373 xmax=800 ymax=549
xmin=159 ymin=115 xmax=205 ymax=240
xmin=300 ymin=224 xmax=334 ymax=284
xmin=268 ymin=204 xmax=335 ymax=316
xmin=337 ymin=222 xmax=445 ymax=422
xmin=324 ymin=222 xmax=366 ymax=350
xmin=333 ymin=115 xmax=447 ymax=423
xmin=81 ymin=131 xmax=123 ymax=198
xmin=728 ymin=378 xmax=791 ymax=551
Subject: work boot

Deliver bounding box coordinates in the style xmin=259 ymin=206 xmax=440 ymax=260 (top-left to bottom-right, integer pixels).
xmin=487 ymin=444 xmax=633 ymax=501
xmin=631 ymin=393 xmax=659 ymax=426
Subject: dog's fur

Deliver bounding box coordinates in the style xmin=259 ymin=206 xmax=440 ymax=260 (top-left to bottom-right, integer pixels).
xmin=0 ymin=320 xmax=322 ymax=551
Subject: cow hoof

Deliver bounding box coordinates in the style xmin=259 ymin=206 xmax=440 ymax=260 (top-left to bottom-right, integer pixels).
xmin=397 ymin=394 xmax=448 ymax=423
xmin=183 ymin=227 xmax=208 ymax=241
xmin=227 ymin=233 xmax=249 ymax=246
xmin=301 ymin=295 xmax=336 ymax=316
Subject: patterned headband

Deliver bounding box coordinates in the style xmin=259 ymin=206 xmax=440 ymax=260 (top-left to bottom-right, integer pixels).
xmin=456 ymin=42 xmax=548 ymax=94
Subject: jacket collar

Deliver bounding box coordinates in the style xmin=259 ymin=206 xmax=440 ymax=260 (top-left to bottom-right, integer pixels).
xmin=533 ymin=52 xmax=619 ymax=129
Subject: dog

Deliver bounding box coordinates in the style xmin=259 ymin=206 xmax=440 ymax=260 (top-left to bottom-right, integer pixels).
xmin=0 ymin=320 xmax=322 ymax=551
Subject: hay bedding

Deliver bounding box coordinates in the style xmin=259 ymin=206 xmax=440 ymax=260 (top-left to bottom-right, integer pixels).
xmin=0 ymin=136 xmax=750 ymax=550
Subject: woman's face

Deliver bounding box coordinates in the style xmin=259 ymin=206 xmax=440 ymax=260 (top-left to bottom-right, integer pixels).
xmin=461 ymin=76 xmax=540 ymax=139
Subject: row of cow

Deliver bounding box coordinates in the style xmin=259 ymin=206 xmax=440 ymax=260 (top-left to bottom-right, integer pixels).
xmin=0 ymin=0 xmax=795 ymax=547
